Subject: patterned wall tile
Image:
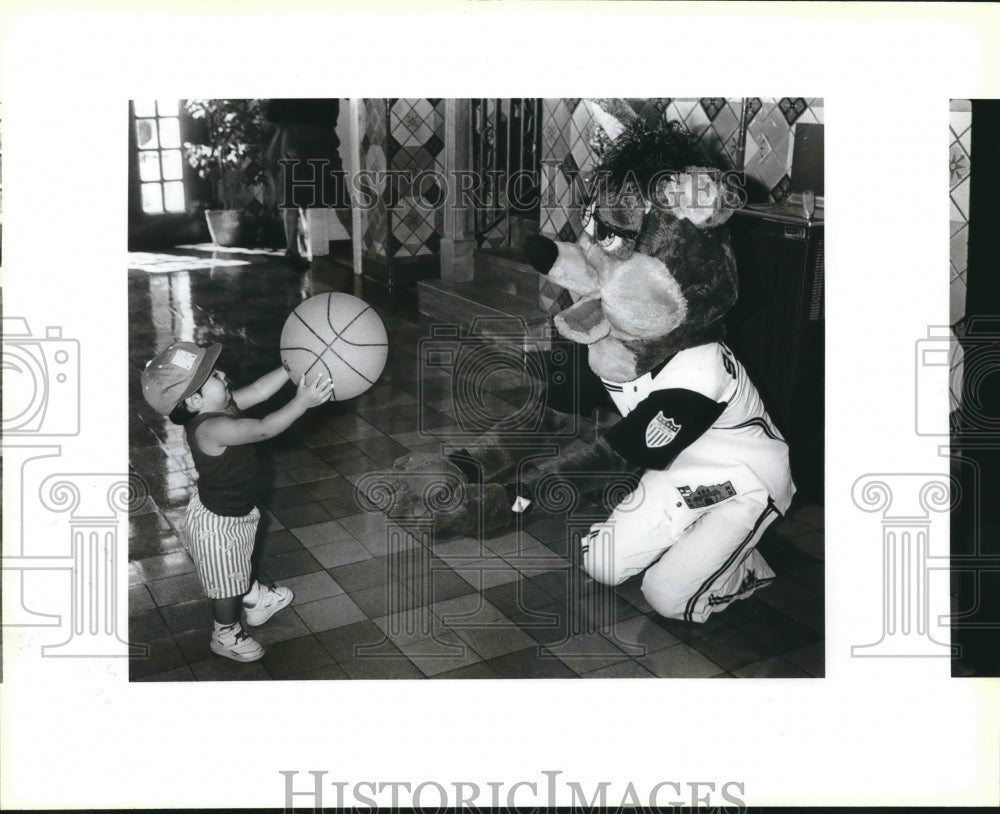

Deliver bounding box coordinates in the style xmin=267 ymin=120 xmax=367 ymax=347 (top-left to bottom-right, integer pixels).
xmin=950 ymin=114 xmax=972 ymax=227
xmin=950 ymin=143 xmax=971 ymax=188
xmin=754 ymin=131 xmax=773 ymax=162
xmin=950 ymin=328 xmax=965 ymax=416
xmin=950 ymin=100 xmax=972 ymax=413
xmin=540 ymin=97 xmax=826 ymax=224
xmin=540 ymin=98 xmax=600 ymax=241
xmin=391 ymin=98 xmax=437 ymax=146
xmin=778 ymin=97 xmax=808 ymax=126
xmin=762 ymin=105 xmax=793 ymax=148
xmin=742 ymin=99 xmax=822 ymax=200
xmin=569 ymin=103 xmax=596 ymax=169
xmin=533 ymin=96 xmax=827 ymax=309
xmin=950 ymin=274 xmax=968 ymax=329
xmin=712 ymin=102 xmax=740 ymax=142
xmin=628 ymin=98 xmax=671 ymax=127
xmin=742 ymin=131 xmax=759 ymax=165
xmin=950 ymin=221 xmax=969 ymax=280
xmin=666 ymin=98 xmax=696 ymax=123
xmin=950 ymin=101 xmax=972 ymax=329
xmin=360 ymin=98 xmax=389 ymax=260
xmin=770 ymin=174 xmax=792 ymax=201
xmin=683 ymin=102 xmax=711 ymax=136
xmin=383 ymin=98 xmax=446 ymax=259
xmin=722 ymin=128 xmax=742 ymax=167
xmin=797 ymin=105 xmax=823 ymax=127
xmin=544 ymin=99 xmax=571 ymax=151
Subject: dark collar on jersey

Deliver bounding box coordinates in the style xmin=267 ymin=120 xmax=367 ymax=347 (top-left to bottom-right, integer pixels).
xmin=602 ymin=353 xmax=677 ymax=392
xmin=648 ymin=354 xmax=676 ymax=379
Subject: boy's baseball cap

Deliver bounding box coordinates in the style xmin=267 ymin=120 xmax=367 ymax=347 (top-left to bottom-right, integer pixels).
xmin=141 ymin=341 xmax=222 ymax=415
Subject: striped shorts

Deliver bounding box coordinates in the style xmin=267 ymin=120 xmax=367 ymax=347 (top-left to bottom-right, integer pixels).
xmin=184 ymin=492 xmax=260 ymax=599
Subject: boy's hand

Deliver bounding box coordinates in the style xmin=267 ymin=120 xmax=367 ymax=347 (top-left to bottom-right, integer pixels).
xmin=294 ymin=373 xmax=335 ymax=408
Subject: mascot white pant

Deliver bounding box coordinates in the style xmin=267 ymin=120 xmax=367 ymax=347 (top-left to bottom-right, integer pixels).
xmin=581 ymin=436 xmax=792 ymax=623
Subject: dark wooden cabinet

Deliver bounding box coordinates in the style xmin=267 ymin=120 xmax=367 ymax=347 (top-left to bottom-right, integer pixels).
xmin=725 ymin=202 xmax=825 ymax=502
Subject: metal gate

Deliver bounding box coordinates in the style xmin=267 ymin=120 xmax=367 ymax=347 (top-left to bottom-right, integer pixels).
xmin=470 ymin=98 xmax=542 ymax=248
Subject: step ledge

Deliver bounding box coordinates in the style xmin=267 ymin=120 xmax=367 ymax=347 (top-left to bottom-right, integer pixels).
xmin=419 ymin=279 xmax=550 ymax=323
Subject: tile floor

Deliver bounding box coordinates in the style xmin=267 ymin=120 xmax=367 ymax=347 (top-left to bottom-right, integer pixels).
xmin=128 ymin=246 xmax=826 ymax=681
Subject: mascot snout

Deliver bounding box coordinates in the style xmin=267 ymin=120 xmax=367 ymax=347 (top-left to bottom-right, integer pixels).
xmin=525 ymin=235 xmax=599 ymax=297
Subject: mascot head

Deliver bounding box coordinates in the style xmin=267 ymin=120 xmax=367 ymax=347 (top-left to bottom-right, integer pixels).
xmin=526 ymin=100 xmax=744 ymax=383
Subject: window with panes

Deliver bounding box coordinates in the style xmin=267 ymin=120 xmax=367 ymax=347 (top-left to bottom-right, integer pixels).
xmin=132 ymin=100 xmax=186 ymax=214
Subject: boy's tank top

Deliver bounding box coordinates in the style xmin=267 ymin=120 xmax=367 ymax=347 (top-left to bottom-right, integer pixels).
xmin=186 ymin=404 xmax=260 ymax=516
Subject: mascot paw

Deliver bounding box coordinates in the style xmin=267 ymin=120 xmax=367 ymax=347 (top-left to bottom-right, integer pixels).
xmin=385 ymin=452 xmax=468 ymax=517
xmin=364 ymin=453 xmax=514 ymax=540
xmin=355 ymin=453 xmax=465 ymax=521
xmin=448 ymin=437 xmax=518 ymax=484
xmin=391 ymin=451 xmax=467 ymax=481
xmin=431 ymin=482 xmax=513 ymax=538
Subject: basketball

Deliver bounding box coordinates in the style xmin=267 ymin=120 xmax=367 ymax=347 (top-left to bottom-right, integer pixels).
xmin=280 ymin=293 xmax=388 ymax=401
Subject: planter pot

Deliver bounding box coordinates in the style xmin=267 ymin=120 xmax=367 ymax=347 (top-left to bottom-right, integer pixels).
xmin=243 ymin=213 xmax=286 ymax=249
xmin=204 ymin=209 xmax=244 ymax=247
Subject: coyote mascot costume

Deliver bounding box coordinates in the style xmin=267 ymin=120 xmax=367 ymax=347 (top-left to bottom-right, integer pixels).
xmin=385 ymin=100 xmax=794 ymax=622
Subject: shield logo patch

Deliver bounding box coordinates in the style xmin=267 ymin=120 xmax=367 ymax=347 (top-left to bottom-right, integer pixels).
xmin=645 ymin=411 xmax=681 ymax=448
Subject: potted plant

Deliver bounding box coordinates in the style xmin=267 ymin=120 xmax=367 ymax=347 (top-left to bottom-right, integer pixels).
xmin=183 ymin=99 xmax=274 ymax=246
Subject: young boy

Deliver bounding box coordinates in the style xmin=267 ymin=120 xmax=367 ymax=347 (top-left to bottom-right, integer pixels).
xmin=141 ymin=341 xmax=333 ymax=662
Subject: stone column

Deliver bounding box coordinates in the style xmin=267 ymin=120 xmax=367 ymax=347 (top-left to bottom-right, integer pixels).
xmin=358 ymin=99 xmax=445 ymax=291
xmin=440 ymin=98 xmax=476 ymax=282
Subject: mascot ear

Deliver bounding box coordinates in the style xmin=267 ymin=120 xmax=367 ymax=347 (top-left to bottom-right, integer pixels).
xmin=656 ymin=167 xmax=738 ymax=228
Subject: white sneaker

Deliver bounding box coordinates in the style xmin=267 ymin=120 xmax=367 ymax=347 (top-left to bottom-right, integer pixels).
xmin=243 ymin=584 xmax=294 ymax=627
xmin=210 ymin=622 xmax=264 ymax=663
